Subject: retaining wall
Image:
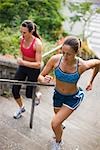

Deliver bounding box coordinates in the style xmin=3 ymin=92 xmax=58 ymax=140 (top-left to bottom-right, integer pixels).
xmin=0 ymin=55 xmax=17 ymax=95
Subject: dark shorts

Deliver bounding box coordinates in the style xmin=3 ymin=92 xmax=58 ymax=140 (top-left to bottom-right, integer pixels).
xmin=53 ymin=88 xmax=84 ymax=110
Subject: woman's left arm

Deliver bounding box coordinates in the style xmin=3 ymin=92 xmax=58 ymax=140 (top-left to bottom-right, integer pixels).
xmin=85 ymin=59 xmax=100 ymax=91
xmin=86 ymin=64 xmax=100 ymax=91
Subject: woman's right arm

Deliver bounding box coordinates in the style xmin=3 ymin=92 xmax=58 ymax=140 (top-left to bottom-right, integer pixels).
xmin=38 ymin=55 xmax=56 ymax=84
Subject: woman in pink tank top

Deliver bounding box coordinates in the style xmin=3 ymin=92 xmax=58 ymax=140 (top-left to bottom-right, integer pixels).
xmin=12 ymin=20 xmax=43 ymax=119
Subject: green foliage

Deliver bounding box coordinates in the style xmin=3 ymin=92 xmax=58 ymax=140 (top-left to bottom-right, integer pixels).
xmin=42 ymin=39 xmax=55 ymax=54
xmin=0 ymin=26 xmax=19 ymax=56
xmin=0 ymin=0 xmax=29 ymax=26
xmin=0 ymin=0 xmax=64 ymax=41
xmin=67 ymin=2 xmax=98 ymax=40
xmin=68 ymin=2 xmax=93 ymax=16
xmin=96 ymin=8 xmax=100 ymax=13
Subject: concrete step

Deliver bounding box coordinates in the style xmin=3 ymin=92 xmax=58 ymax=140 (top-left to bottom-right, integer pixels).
xmin=89 ymin=22 xmax=100 ymax=28
xmin=91 ymin=14 xmax=100 ymax=19
xmin=89 ymin=43 xmax=100 ymax=58
xmin=89 ymin=44 xmax=100 ymax=50
xmin=91 ymin=19 xmax=100 ymax=24
xmin=87 ymin=26 xmax=100 ymax=33
xmin=89 ymin=38 xmax=100 ymax=45
xmin=85 ymin=31 xmax=100 ymax=39
xmin=86 ymin=13 xmax=100 ymax=57
xmin=0 ymin=121 xmax=44 ymax=150
xmin=91 ymin=14 xmax=100 ymax=23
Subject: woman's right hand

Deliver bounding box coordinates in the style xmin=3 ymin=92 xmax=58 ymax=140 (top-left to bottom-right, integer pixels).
xmin=38 ymin=74 xmax=54 ymax=85
xmin=44 ymin=75 xmax=53 ymax=83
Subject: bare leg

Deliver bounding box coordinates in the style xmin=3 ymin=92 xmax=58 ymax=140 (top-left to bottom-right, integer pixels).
xmin=52 ymin=108 xmax=65 ymax=139
xmin=54 ymin=108 xmax=66 ymax=129
xmin=51 ymin=106 xmax=73 ymax=142
xmin=15 ymin=96 xmax=24 ymax=108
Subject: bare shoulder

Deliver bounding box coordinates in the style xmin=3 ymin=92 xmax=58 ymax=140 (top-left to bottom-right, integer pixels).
xmin=50 ymin=54 xmax=62 ymax=62
xmin=77 ymin=57 xmax=85 ymax=66
xmin=46 ymin=54 xmax=62 ymax=66
xmin=48 ymin=54 xmax=62 ymax=68
xmin=35 ymin=38 xmax=42 ymax=50
xmin=36 ymin=37 xmax=42 ymax=44
xmin=77 ymin=57 xmax=87 ymax=73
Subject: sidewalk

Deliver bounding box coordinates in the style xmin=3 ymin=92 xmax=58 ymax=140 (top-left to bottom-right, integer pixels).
xmin=0 ymin=69 xmax=100 ymax=150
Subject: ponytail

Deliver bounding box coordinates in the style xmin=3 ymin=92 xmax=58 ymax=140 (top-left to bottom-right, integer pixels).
xmin=32 ymin=23 xmax=41 ymax=40
xmin=78 ymin=39 xmax=81 ymax=48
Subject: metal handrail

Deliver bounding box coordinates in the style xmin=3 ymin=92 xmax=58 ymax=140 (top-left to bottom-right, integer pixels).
xmin=0 ymin=79 xmax=55 ymax=87
xmin=42 ymin=44 xmax=62 ymax=58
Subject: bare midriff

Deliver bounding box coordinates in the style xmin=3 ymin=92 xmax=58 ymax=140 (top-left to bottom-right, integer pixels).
xmin=55 ymin=79 xmax=78 ymax=95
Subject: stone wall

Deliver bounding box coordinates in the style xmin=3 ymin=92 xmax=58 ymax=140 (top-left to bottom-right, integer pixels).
xmin=0 ymin=55 xmax=18 ymax=95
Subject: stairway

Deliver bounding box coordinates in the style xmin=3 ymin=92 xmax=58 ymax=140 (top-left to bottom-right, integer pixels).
xmin=86 ymin=13 xmax=100 ymax=58
xmin=0 ymin=69 xmax=100 ymax=150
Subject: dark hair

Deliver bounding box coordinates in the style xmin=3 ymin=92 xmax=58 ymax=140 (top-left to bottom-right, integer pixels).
xmin=63 ymin=36 xmax=81 ymax=53
xmin=21 ymin=20 xmax=41 ymax=39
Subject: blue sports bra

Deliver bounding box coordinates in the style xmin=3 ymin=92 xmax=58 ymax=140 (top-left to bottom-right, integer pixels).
xmin=54 ymin=57 xmax=80 ymax=84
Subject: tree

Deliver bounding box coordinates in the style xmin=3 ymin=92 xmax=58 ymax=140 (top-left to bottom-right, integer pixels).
xmin=67 ymin=2 xmax=100 ymax=41
xmin=0 ymin=0 xmax=64 ymax=41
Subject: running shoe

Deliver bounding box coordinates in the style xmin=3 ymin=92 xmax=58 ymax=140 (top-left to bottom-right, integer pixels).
xmin=35 ymin=92 xmax=42 ymax=106
xmin=13 ymin=106 xmax=25 ymax=119
xmin=49 ymin=139 xmax=64 ymax=150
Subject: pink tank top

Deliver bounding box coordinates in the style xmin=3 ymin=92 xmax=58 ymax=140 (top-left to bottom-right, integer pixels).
xmin=20 ymin=38 xmax=36 ymax=58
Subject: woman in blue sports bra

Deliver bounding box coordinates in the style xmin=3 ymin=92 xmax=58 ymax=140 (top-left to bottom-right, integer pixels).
xmin=38 ymin=36 xmax=100 ymax=149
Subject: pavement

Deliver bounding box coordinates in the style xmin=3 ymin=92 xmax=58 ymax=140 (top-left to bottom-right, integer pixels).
xmin=0 ymin=69 xmax=100 ymax=150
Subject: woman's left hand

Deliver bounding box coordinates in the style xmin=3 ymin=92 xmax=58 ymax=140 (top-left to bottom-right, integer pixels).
xmin=86 ymin=83 xmax=92 ymax=91
xmin=17 ymin=57 xmax=24 ymax=66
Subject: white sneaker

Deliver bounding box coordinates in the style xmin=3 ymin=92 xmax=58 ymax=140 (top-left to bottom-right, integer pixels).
xmin=62 ymin=123 xmax=66 ymax=130
xmin=35 ymin=92 xmax=42 ymax=106
xmin=49 ymin=139 xmax=64 ymax=150
xmin=13 ymin=106 xmax=25 ymax=119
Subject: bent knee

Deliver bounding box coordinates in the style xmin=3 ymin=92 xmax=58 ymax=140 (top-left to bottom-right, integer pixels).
xmin=51 ymin=120 xmax=61 ymax=130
